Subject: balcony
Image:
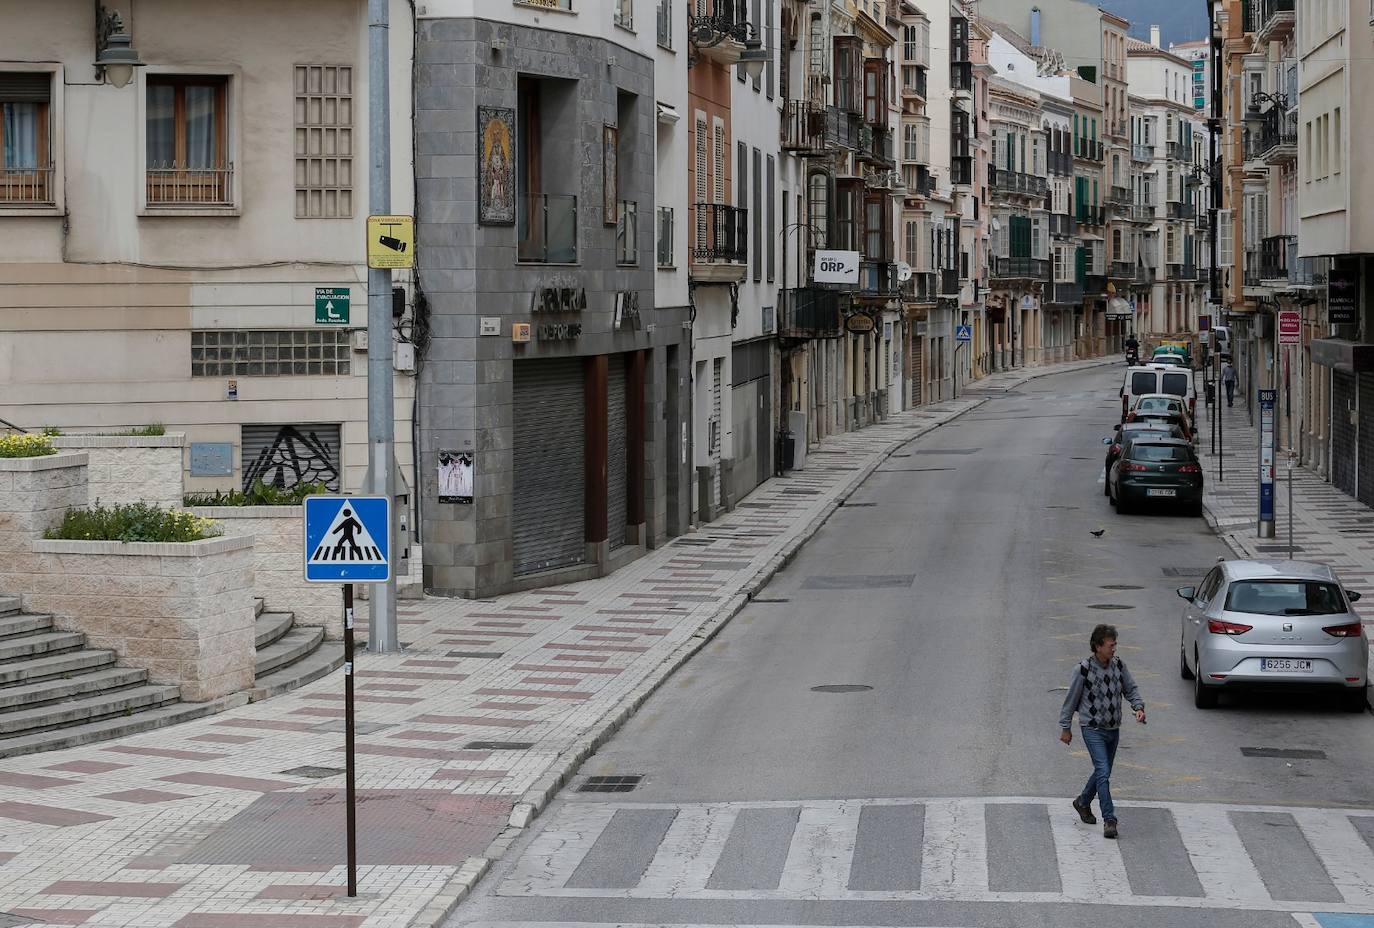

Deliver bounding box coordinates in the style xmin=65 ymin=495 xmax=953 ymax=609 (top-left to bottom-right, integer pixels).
xmin=857 ymin=126 xmax=895 ymax=167
xmin=1131 ymin=143 xmax=1155 ymax=163
xmin=1128 ymin=202 xmax=1154 ymax=223
xmin=951 ymin=155 xmax=973 ymax=187
xmin=616 ymin=200 xmax=638 ymax=266
xmin=901 ymin=66 xmax=928 ymax=101
xmin=902 ymin=272 xmax=937 ymax=302
xmin=1076 ymin=139 xmax=1103 ymax=162
xmin=1260 ymin=234 xmax=1291 ymax=284
xmin=518 ymin=192 xmax=578 ymax=264
xmin=1289 ymin=244 xmax=1324 ymax=289
xmin=688 ymin=0 xmax=750 ymax=66
xmin=1253 ymin=0 xmax=1295 ymax=43
xmin=858 ymin=261 xmax=899 ymax=297
xmin=989 ymin=167 xmax=1048 ymax=199
xmin=1181 ymin=262 xmax=1199 ymax=281
xmin=1258 ymin=108 xmax=1298 ymax=164
xmin=950 ymin=61 xmax=973 ymax=96
xmin=902 ymin=164 xmax=936 ymax=198
xmin=1048 ymin=151 xmax=1073 ymax=176
xmin=1243 ymin=246 xmax=1263 ymax=290
xmin=690 ymin=202 xmax=748 ymax=281
xmin=1049 ymin=213 xmax=1075 ymax=238
xmin=0 ymin=165 xmax=55 ymax=205
xmin=1105 ymin=186 xmax=1132 ymax=210
xmin=146 ymin=162 xmax=234 ymax=207
xmin=1084 ymin=274 xmax=1108 ymax=296
xmin=1109 ymin=261 xmax=1134 ymax=281
xmin=782 ymin=100 xmax=828 ymax=153
xmin=991 ymin=256 xmax=1050 ymax=281
xmin=1075 ymin=205 xmax=1105 ymax=226
xmin=1134 ymin=264 xmax=1157 ymax=286
xmin=1165 ymin=141 xmax=1191 ymax=164
xmin=1047 ymin=280 xmax=1085 ymax=306
xmin=1168 ymin=201 xmax=1196 ymax=221
xmin=779 ymin=287 xmax=845 ymax=339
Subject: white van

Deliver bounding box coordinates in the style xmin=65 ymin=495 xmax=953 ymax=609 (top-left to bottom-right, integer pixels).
xmin=1121 ymin=365 xmax=1197 ymax=422
xmin=1211 ymin=325 xmax=1232 ymax=359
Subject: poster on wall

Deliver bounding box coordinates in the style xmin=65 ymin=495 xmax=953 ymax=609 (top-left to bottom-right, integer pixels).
xmin=478 ymin=106 xmax=515 ymax=225
xmin=603 ymin=124 xmax=618 ymax=226
xmin=438 ymin=450 xmax=474 ymax=505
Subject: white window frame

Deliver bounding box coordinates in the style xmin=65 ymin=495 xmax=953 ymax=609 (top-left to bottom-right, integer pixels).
xmin=136 ymin=65 xmax=243 ymax=217
xmin=0 ymin=64 xmax=64 ymax=217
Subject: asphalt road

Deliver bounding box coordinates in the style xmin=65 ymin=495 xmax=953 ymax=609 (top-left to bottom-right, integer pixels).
xmin=448 ymin=365 xmax=1374 ymax=928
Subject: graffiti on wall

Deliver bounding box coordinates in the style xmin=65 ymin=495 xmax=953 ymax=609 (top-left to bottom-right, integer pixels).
xmin=242 ymin=425 xmax=340 ymax=491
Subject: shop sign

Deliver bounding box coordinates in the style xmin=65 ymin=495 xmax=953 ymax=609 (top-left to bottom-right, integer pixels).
xmin=845 ymin=312 xmax=875 ymax=334
xmin=1328 ymin=259 xmax=1358 ymax=326
xmin=538 ymin=322 xmax=583 ymax=341
xmin=815 ymin=250 xmax=861 ymax=285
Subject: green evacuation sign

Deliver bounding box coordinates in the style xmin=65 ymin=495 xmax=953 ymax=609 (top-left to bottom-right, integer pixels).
xmin=315 ymin=287 xmax=350 ymax=325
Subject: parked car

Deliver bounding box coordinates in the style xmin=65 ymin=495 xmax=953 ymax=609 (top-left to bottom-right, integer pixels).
xmin=1178 ymin=560 xmax=1367 ymax=711
xmin=1108 ymin=435 xmax=1204 ymax=515
xmin=1150 ymin=352 xmax=1189 ymax=368
xmin=1121 ymin=365 xmax=1197 ymax=421
xmin=1126 ymin=395 xmax=1195 ymax=442
xmin=1103 ymin=422 xmax=1183 ymax=494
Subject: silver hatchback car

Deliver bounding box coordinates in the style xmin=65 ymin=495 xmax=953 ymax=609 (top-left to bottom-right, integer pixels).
xmin=1178 ymin=560 xmax=1368 ymax=710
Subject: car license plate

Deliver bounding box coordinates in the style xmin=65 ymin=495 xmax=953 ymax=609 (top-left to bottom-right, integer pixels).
xmin=1261 ymin=658 xmax=1313 ymax=672
xmin=1147 ymin=488 xmax=1177 ymax=497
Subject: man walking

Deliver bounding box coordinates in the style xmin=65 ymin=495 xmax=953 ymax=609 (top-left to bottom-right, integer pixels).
xmin=1222 ymin=360 xmax=1238 ymax=408
xmin=1059 ymin=624 xmax=1146 ymax=839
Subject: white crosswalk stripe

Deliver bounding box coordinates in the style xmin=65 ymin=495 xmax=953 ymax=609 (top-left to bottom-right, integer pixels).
xmin=497 ymin=796 xmax=1374 ymax=914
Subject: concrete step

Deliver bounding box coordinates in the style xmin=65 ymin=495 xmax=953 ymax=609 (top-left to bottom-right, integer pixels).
xmin=249 ymin=641 xmax=345 ymax=702
xmin=0 ymin=683 xmax=182 ymax=736
xmin=0 ymin=595 xmax=21 ymax=617
xmin=0 ymin=665 xmax=148 ymax=712
xmin=0 ymin=612 xmax=54 ymax=640
xmin=0 ymin=649 xmax=118 ymax=687
xmin=0 ymin=691 xmax=251 ymax=759
xmin=0 ymin=631 xmax=86 ymax=664
xmin=255 ymin=625 xmax=325 ymax=678
xmin=254 ymin=611 xmax=295 ymax=650
xmin=254 ymin=597 xmax=265 ymax=618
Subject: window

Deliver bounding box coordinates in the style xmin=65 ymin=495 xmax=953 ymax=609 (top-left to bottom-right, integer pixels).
xmin=833 ymin=179 xmax=861 ymax=251
xmin=807 ymin=170 xmax=829 ymax=249
xmin=656 ymin=205 xmax=674 ymax=267
xmin=656 ymin=0 xmax=672 ymax=47
xmin=294 ymin=65 xmax=353 ymax=218
xmin=1333 ymin=107 xmax=1341 ymax=174
xmin=146 ymin=75 xmax=232 ymax=206
xmin=0 ymin=71 xmax=53 ymax=204
xmin=766 ymin=155 xmax=775 ymax=282
xmin=615 ymin=0 xmax=633 ymax=29
xmin=1223 ymin=580 xmax=1348 ymax=616
xmin=192 ymin=330 xmax=351 ymax=377
xmin=518 ymin=75 xmax=579 ymax=263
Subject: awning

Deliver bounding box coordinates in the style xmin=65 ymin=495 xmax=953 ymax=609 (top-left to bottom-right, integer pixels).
xmin=1311 ymin=338 xmax=1374 ymax=373
xmin=656 ymin=102 xmax=679 ymax=125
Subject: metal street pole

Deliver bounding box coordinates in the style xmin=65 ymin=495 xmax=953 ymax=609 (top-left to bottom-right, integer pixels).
xmin=366 ymin=0 xmax=398 ymax=652
xmin=342 ymin=584 xmax=357 ymax=895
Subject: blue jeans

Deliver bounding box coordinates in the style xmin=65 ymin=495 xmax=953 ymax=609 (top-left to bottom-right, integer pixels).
xmin=1078 ymin=726 xmax=1121 ymax=822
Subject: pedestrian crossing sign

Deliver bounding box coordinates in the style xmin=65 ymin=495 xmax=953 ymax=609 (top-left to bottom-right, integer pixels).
xmin=303 ymin=495 xmax=391 ymax=583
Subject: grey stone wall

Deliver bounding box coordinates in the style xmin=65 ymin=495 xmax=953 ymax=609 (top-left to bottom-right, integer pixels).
xmin=415 ymin=18 xmax=688 ymax=598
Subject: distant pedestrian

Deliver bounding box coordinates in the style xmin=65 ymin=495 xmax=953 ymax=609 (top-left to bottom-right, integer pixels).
xmin=1059 ymin=624 xmax=1146 ymax=839
xmin=1222 ymin=361 xmax=1237 ymax=407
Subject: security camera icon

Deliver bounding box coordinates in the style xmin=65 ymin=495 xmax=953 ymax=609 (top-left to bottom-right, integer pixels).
xmin=378 ymin=235 xmax=407 ymax=253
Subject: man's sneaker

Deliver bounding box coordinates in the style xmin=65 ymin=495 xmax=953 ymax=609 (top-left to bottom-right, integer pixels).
xmin=1072 ymin=798 xmax=1096 ymax=825
xmin=1103 ymin=820 xmax=1118 ymax=839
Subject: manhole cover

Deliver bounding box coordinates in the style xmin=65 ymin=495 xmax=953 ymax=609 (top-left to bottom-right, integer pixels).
xmin=802 ymin=575 xmax=915 ymax=590
xmin=1100 ymin=584 xmax=1144 ymax=591
xmin=447 ymin=650 xmax=505 ymax=658
xmin=278 ymin=765 xmax=346 ymax=779
xmin=579 ymin=775 xmax=642 ymax=793
xmin=1241 ymin=747 xmax=1327 ymax=760
xmin=1088 ymin=604 xmax=1134 ymax=610
xmin=462 ymin=741 xmax=535 ymax=751
xmin=811 ymin=684 xmax=873 ymax=694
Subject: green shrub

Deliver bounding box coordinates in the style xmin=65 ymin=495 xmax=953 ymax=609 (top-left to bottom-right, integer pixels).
xmin=46 ymin=503 xmax=220 ymax=543
xmin=40 ymin=426 xmax=62 ymax=437
xmin=183 ymin=480 xmax=328 ymax=508
xmin=0 ymin=434 xmax=57 ymax=458
xmin=102 ymin=424 xmax=167 ymax=437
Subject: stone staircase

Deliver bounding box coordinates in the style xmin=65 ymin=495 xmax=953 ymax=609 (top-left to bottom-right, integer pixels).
xmin=0 ymin=593 xmax=341 ymax=757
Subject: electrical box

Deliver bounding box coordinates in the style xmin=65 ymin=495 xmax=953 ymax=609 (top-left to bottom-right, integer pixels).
xmin=393 ymin=342 xmax=416 ymax=372
xmin=351 ymin=329 xmax=368 ymax=351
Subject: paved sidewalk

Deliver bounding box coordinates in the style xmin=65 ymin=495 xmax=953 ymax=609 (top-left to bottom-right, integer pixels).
xmin=1195 ymin=394 xmax=1374 ymax=596
xmin=0 ymin=357 xmax=1109 ymax=928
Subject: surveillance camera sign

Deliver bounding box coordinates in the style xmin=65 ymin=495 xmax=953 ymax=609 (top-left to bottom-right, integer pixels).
xmin=813 ymin=250 xmax=860 ymax=285
xmin=367 ymin=215 xmax=415 ymax=269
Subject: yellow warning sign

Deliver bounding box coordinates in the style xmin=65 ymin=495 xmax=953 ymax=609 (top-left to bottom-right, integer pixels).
xmin=367 ymin=215 xmax=415 ymax=269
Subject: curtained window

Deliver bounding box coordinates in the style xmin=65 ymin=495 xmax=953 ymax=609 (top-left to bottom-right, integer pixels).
xmin=145 ymin=76 xmax=230 ymax=205
xmin=0 ymin=72 xmax=52 ymax=203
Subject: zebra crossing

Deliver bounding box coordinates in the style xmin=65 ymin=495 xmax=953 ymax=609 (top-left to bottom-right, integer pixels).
xmin=497 ymin=796 xmax=1374 ymax=914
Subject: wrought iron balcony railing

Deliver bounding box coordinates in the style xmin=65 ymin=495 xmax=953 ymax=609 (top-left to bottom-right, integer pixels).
xmin=989 ymin=167 xmax=1048 ymax=198
xmin=146 ymin=162 xmax=234 ymax=206
xmin=691 ymin=201 xmax=747 ymax=265
xmin=1261 ymin=234 xmax=1291 ymax=282
xmin=779 ymin=287 xmax=845 ymax=339
xmin=991 ymin=256 xmax=1049 ymax=280
xmin=0 ymin=165 xmax=55 ymax=205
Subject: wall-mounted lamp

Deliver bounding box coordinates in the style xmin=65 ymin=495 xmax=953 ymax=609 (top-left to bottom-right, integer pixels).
xmin=737 ymin=38 xmax=767 ymax=81
xmin=94 ymin=3 xmax=143 ymax=88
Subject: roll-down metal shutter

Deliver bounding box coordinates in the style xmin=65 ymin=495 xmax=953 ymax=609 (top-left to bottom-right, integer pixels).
xmin=712 ymin=359 xmax=723 ymax=504
xmin=607 ymin=355 xmax=628 ymax=549
xmin=1332 ymin=371 xmax=1357 ymax=498
xmin=910 ymin=336 xmax=923 ymax=407
xmin=513 ymin=358 xmax=586 ymax=575
xmin=240 ymin=423 xmax=341 ymax=491
xmin=1358 ymin=373 xmax=1374 ymax=508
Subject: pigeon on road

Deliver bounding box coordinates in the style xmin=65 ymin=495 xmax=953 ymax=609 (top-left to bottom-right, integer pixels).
xmin=1090 ymin=529 xmax=1106 ymax=538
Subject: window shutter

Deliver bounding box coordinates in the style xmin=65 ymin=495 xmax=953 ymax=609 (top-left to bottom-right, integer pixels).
xmin=712 ymin=120 xmax=726 ymax=202
xmin=695 ymin=116 xmax=709 ymax=202
xmin=0 ymin=71 xmax=51 ymax=102
xmin=1218 ymin=209 xmax=1233 ymax=267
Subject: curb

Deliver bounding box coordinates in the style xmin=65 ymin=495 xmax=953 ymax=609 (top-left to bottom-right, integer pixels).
xmin=406 ymin=358 xmax=1114 ymax=928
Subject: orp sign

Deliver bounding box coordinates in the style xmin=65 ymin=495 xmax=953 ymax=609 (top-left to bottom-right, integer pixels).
xmin=813 ymin=250 xmax=860 ymax=285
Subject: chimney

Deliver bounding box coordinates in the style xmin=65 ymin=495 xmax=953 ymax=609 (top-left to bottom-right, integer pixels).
xmin=1150 ymin=24 xmax=1161 ymax=48
xmin=1031 ymin=7 xmax=1041 ymax=46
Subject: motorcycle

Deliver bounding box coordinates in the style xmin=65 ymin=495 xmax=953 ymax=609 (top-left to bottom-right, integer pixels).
xmin=1125 ymin=348 xmax=1140 ymax=366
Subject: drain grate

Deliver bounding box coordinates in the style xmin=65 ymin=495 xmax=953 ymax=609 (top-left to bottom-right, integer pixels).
xmin=462 ymin=741 xmax=535 ymax=751
xmin=447 ymin=650 xmax=505 ymax=658
xmin=1100 ymin=584 xmax=1144 ymax=591
xmin=841 ymin=501 xmax=877 ymax=507
xmin=1088 ymin=604 xmax=1134 ymax=611
xmin=278 ymin=765 xmax=346 ymax=779
xmin=913 ymin=448 xmax=982 ymax=456
xmin=751 ymin=597 xmax=790 ymax=604
xmin=1255 ymin=544 xmax=1305 ymax=553
xmin=802 ymin=574 xmax=915 ymax=590
xmin=1162 ymin=567 xmax=1209 ymax=578
xmin=579 ymin=775 xmax=643 ymax=793
xmin=1241 ymin=747 xmax=1327 ymax=760
xmin=673 ymin=538 xmax=716 ymax=546
xmin=811 ymin=684 xmax=874 ymax=694
xmin=882 ymin=467 xmax=956 ymax=473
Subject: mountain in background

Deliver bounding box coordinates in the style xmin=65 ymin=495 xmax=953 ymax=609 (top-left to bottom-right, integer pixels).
xmin=1096 ymin=0 xmax=1210 ymax=47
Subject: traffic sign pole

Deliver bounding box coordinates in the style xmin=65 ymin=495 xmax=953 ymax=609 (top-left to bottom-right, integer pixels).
xmin=367 ymin=0 xmax=399 ymax=654
xmin=343 ymin=584 xmax=357 ymax=897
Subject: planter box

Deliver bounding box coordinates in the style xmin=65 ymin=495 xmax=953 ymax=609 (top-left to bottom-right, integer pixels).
xmin=187 ymin=506 xmax=342 ymax=638
xmin=27 ymin=535 xmax=256 ymax=702
xmin=0 ymin=452 xmax=89 ymax=556
xmin=52 ymin=434 xmax=185 ymax=509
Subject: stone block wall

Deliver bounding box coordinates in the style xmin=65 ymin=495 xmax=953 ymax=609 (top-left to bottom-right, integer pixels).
xmin=52 ymin=434 xmax=185 ymax=509
xmin=26 ymin=536 xmax=256 ymax=702
xmin=0 ymin=453 xmax=89 ymax=559
xmin=186 ymin=506 xmax=342 ymax=638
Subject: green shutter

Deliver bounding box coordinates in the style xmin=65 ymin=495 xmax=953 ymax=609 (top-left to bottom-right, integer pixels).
xmin=1010 ymin=216 xmax=1031 ymax=258
xmin=1075 ymin=246 xmax=1086 ymax=284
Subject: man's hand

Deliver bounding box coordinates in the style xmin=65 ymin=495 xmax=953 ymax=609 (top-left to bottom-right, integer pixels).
xmin=1135 ymin=708 xmax=1147 ymax=724
xmin=1059 ymin=729 xmax=1072 ymax=745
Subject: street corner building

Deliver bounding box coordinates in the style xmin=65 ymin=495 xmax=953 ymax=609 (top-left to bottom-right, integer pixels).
xmin=413 ymin=3 xmax=690 ymax=598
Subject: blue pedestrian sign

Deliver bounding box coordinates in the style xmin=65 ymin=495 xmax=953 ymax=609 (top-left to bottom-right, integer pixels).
xmin=955 ymin=325 xmax=973 ymax=342
xmin=303 ymin=495 xmax=391 ymax=583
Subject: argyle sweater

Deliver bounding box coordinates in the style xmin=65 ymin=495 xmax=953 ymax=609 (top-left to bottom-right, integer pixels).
xmin=1059 ymin=656 xmax=1144 ymax=731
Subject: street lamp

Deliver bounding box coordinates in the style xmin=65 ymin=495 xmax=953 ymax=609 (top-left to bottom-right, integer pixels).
xmin=94 ymin=4 xmax=143 ymax=88
xmin=1243 ymin=90 xmax=1288 ymax=138
xmin=737 ymin=38 xmax=768 ymax=81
